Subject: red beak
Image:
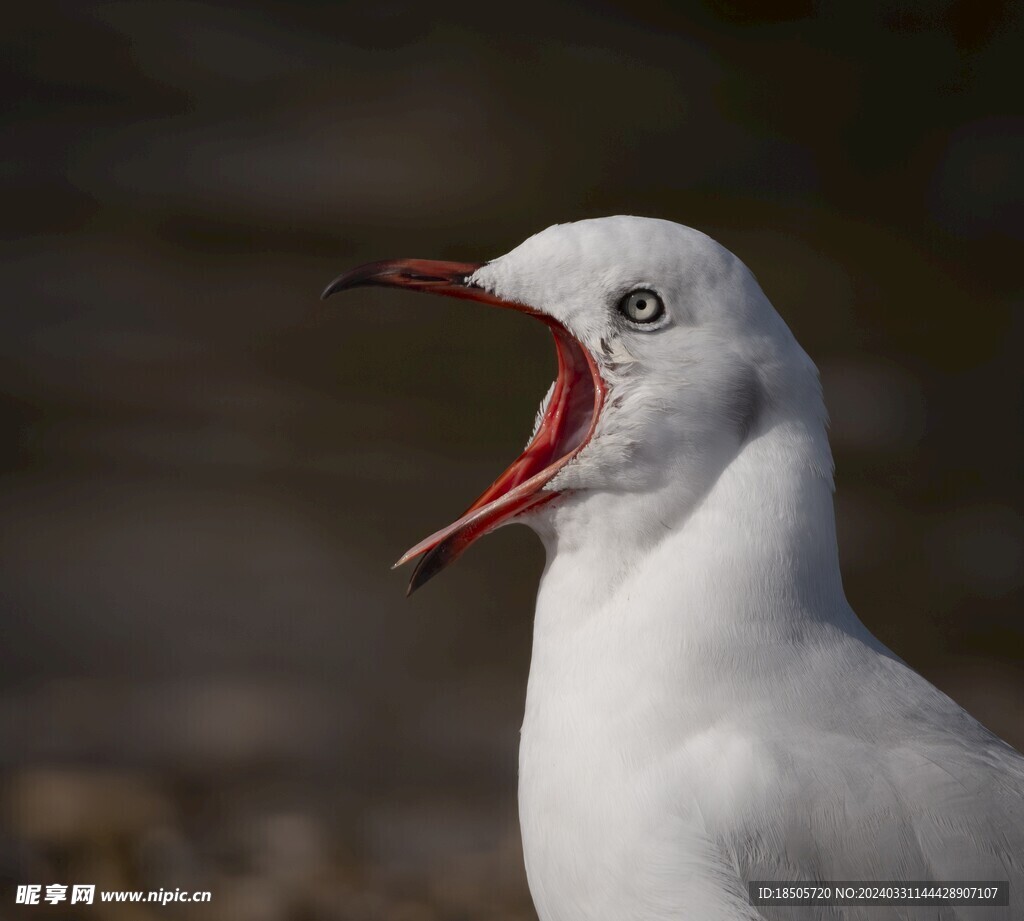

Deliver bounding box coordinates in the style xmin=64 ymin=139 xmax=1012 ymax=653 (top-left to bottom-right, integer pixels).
xmin=322 ymin=259 xmax=605 ymax=595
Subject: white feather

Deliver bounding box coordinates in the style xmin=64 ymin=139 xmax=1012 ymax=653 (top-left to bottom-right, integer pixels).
xmin=527 ymin=380 xmax=557 ymax=448
xmin=467 ymin=217 xmax=1024 ymax=921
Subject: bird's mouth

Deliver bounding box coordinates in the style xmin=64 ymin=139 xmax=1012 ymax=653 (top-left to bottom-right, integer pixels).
xmin=322 ymin=259 xmax=606 ymax=594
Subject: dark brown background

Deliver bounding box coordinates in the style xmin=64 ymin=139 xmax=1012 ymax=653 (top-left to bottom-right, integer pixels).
xmin=1 ymin=1 xmax=1021 ymax=918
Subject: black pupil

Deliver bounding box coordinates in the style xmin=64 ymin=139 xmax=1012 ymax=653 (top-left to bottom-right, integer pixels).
xmin=636 ymin=299 xmax=647 ymax=310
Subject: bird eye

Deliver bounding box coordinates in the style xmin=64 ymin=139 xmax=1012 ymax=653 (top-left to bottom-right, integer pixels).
xmin=618 ymin=289 xmax=665 ymax=325
xmin=619 ymin=290 xmax=665 ymax=325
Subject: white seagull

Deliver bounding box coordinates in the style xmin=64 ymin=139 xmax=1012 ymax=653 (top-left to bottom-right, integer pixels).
xmin=324 ymin=217 xmax=1024 ymax=921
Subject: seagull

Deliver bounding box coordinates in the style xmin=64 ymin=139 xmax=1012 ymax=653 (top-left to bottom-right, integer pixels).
xmin=323 ymin=217 xmax=1024 ymax=921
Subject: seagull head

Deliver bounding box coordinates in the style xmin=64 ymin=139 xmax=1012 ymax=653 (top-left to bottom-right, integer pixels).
xmin=324 ymin=216 xmax=829 ymax=593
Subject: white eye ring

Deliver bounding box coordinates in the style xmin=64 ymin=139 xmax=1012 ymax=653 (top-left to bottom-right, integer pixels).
xmin=618 ymin=289 xmax=665 ymax=325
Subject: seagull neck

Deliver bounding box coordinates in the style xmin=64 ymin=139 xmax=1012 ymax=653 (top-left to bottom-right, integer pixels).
xmin=534 ymin=420 xmax=856 ymax=642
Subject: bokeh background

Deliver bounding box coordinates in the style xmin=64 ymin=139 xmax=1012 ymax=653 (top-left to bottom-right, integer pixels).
xmin=2 ymin=0 xmax=1021 ymax=917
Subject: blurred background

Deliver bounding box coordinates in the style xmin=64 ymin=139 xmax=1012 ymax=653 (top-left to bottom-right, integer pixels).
xmin=1 ymin=0 xmax=1021 ymax=917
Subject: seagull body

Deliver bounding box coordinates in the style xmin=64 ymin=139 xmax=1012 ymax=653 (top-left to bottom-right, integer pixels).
xmin=324 ymin=217 xmax=1024 ymax=920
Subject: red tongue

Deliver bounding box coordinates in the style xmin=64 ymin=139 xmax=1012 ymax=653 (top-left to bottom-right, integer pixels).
xmin=397 ymin=322 xmax=602 ymax=594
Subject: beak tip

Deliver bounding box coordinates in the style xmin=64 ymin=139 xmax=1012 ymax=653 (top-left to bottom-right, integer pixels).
xmin=320 ymin=279 xmax=343 ymax=301
xmin=405 ymin=546 xmax=448 ymax=596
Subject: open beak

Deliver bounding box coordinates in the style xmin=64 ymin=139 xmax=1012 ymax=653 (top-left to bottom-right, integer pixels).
xmin=322 ymin=259 xmax=605 ymax=595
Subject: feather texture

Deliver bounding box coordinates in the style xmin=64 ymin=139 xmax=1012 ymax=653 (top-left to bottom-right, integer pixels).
xmin=464 ymin=218 xmax=1024 ymax=921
